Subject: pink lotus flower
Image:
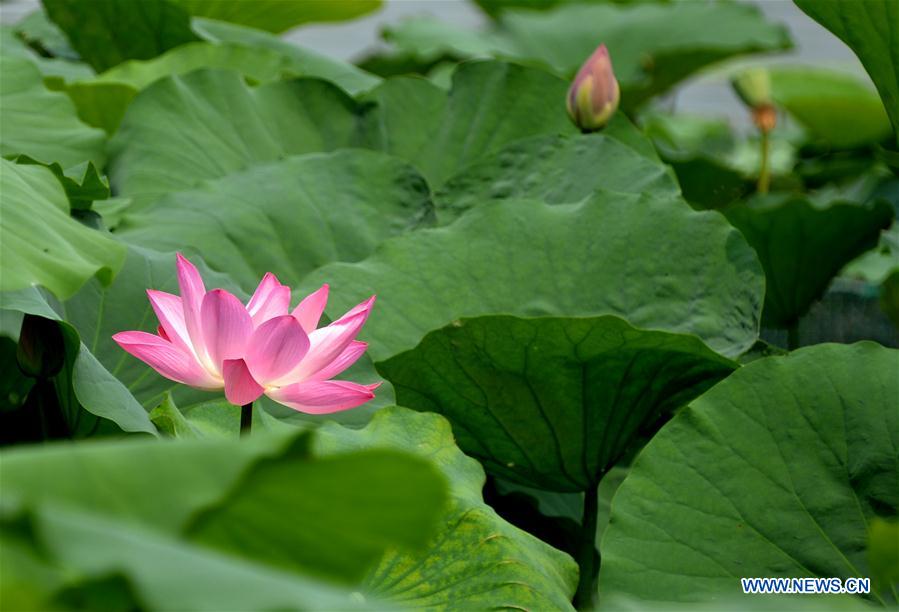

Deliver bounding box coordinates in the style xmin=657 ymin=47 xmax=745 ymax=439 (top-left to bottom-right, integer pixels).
xmin=113 ymin=254 xmax=378 ymax=413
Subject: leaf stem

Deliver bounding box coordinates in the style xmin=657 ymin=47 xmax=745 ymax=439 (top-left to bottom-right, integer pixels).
xmin=574 ymin=480 xmax=600 ymax=609
xmin=240 ymin=402 xmax=253 ymax=437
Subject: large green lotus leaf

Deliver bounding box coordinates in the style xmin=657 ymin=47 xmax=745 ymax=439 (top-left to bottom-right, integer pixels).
xmin=379 ymin=315 xmax=736 ymax=491
xmin=1 ymin=429 xmax=446 ymax=604
xmin=42 ymin=0 xmax=199 ymax=72
xmin=175 ymin=0 xmax=380 ymax=32
xmin=108 ymin=61 xmax=577 ymax=202
xmin=0 ymin=286 xmax=157 ymax=436
xmin=108 ymin=69 xmax=360 ymax=200
xmin=315 ymin=406 xmax=578 ymax=609
xmin=795 ymin=0 xmax=899 ymax=140
xmin=375 ymin=2 xmax=790 ymax=110
xmin=734 ymin=66 xmax=892 ymax=149
xmin=0 ymin=161 xmax=123 ymax=300
xmin=724 ymin=195 xmax=894 ymax=328
xmin=116 ymin=150 xmax=435 ymax=290
xmin=435 ymin=131 xmax=679 ymax=223
xmin=361 ymin=60 xmax=576 ymax=187
xmin=0 ymin=56 xmax=105 ymax=167
xmin=191 ymin=18 xmax=382 ymax=95
xmin=63 ymin=41 xmax=294 ymax=134
xmin=65 ymin=36 xmax=379 ymax=135
xmin=599 ymin=342 xmax=899 ymax=605
xmin=301 ymin=192 xmax=764 ymax=362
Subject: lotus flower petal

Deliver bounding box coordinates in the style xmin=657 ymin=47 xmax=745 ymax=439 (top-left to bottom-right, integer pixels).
xmin=291 ymin=283 xmax=329 ymax=333
xmin=267 ymin=380 xmax=380 ymax=414
xmin=223 ymin=358 xmax=264 ymax=405
xmin=247 ymin=272 xmax=291 ymax=327
xmin=112 ymin=331 xmax=218 ymax=388
xmin=307 ymin=340 xmax=368 ymax=382
xmin=176 ymin=253 xmax=209 ymax=362
xmin=146 ymin=290 xmax=192 ymax=353
xmin=200 ymin=289 xmax=253 ymax=373
xmin=245 ymin=315 xmax=310 ymax=384
xmin=284 ymin=296 xmax=374 ymax=381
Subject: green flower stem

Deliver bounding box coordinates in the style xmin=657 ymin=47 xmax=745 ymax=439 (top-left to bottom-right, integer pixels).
xmin=757 ymin=129 xmax=771 ymax=195
xmin=574 ymin=480 xmax=600 ymax=609
xmin=240 ymin=402 xmax=253 ymax=437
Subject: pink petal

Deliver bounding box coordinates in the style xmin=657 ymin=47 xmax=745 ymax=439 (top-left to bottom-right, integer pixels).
xmin=245 ymin=315 xmax=310 ymax=385
xmin=200 ymin=289 xmax=253 ymax=373
xmin=247 ymin=272 xmax=291 ymax=327
xmin=291 ymin=284 xmax=329 ymax=333
xmin=266 ymin=380 xmax=380 ymax=414
xmin=308 ymin=340 xmax=368 ymax=381
xmin=112 ymin=331 xmax=219 ymax=389
xmin=176 ymin=253 xmax=208 ymax=361
xmin=147 ymin=290 xmax=192 ymax=353
xmin=288 ymin=296 xmax=375 ymax=380
xmin=335 ymin=295 xmax=376 ymax=325
xmin=223 ymin=358 xmax=264 ymax=406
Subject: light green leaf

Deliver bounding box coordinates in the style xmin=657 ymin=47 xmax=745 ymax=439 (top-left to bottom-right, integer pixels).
xmin=724 ymin=195 xmax=894 ymax=328
xmin=116 ymin=150 xmax=435 ymax=290
xmin=1 ymin=429 xmax=447 ymax=606
xmin=192 ymin=18 xmax=381 ymax=95
xmin=0 ymin=160 xmax=123 ymax=300
xmin=435 ymin=129 xmax=679 ymax=223
xmin=363 ymin=61 xmax=575 ymax=186
xmin=600 ymin=342 xmax=899 ymax=605
xmin=62 ymin=41 xmax=297 ymax=134
xmin=3 ymin=504 xmax=370 ymax=611
xmin=14 ymin=156 xmax=109 ymax=211
xmin=378 ymin=315 xmax=736 ymax=492
xmin=42 ymin=0 xmax=199 ymax=72
xmin=108 ymin=61 xmax=580 ymax=202
xmin=108 ymin=69 xmax=360 ymax=201
xmin=316 ymin=406 xmax=578 ymax=609
xmin=795 ymin=0 xmax=899 ymax=140
xmin=301 ymin=192 xmax=764 ymax=362
xmin=0 ymin=24 xmax=93 ymax=83
xmin=0 ymin=56 xmax=105 ymax=167
xmin=177 ymin=0 xmax=381 ymax=32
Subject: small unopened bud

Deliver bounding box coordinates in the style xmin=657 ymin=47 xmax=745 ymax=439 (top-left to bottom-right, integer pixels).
xmin=566 ymin=43 xmax=620 ymax=132
xmin=16 ymin=314 xmax=65 ymax=379
xmin=752 ymin=103 xmax=777 ymax=133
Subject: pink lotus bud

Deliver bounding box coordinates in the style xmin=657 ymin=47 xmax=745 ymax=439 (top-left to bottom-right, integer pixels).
xmin=566 ymin=44 xmax=620 ymax=132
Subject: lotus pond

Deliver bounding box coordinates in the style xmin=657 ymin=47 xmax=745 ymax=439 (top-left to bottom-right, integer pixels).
xmin=0 ymin=0 xmax=897 ymax=610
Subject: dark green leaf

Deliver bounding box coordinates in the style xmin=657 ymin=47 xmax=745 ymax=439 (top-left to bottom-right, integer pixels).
xmin=724 ymin=195 xmax=894 ymax=328
xmin=42 ymin=0 xmax=199 ymax=72
xmin=379 ymin=315 xmax=735 ymax=491
xmin=600 ymin=342 xmax=899 ymax=605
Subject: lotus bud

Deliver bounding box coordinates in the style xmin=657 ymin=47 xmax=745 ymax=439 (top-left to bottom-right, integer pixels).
xmin=732 ymin=68 xmax=776 ymax=133
xmin=566 ymin=43 xmax=620 ymax=132
xmin=16 ymin=314 xmax=65 ymax=379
